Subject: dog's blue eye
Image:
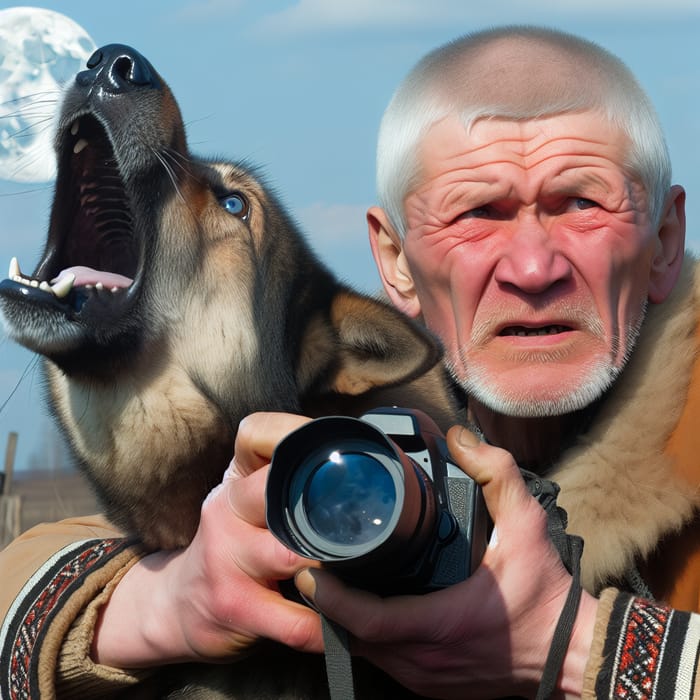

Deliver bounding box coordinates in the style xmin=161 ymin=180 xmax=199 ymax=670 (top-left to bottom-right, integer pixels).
xmin=220 ymin=192 xmax=249 ymax=219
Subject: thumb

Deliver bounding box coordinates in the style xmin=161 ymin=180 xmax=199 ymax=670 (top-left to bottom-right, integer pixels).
xmin=446 ymin=426 xmax=542 ymax=533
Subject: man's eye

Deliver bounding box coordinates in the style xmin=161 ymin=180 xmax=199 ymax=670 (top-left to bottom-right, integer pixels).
xmin=456 ymin=205 xmax=493 ymax=220
xmin=573 ymin=197 xmax=599 ymax=210
xmin=219 ymin=192 xmax=250 ymax=219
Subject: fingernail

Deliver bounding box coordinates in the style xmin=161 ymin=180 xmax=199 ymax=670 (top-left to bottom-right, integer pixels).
xmin=456 ymin=426 xmax=481 ymax=448
xmin=295 ymin=568 xmax=318 ymax=605
xmin=294 ymin=569 xmax=316 ymax=600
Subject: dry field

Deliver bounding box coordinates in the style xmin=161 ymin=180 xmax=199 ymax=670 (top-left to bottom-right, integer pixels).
xmin=1 ymin=467 xmax=100 ymax=547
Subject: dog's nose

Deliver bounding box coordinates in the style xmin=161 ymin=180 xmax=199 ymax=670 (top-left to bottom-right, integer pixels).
xmin=76 ymin=44 xmax=160 ymax=93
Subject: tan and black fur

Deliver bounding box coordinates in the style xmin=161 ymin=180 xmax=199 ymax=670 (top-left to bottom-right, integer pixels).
xmin=0 ymin=45 xmax=458 ymax=697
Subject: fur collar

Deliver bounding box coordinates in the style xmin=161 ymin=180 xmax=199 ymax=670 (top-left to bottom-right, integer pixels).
xmin=550 ymin=255 xmax=700 ymax=592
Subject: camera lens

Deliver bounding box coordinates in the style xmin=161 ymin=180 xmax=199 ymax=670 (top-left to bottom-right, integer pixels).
xmin=304 ymin=451 xmax=396 ymax=546
xmin=267 ymin=415 xmax=437 ymax=569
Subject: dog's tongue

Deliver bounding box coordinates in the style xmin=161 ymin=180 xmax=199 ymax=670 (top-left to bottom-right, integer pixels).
xmin=52 ymin=266 xmax=133 ymax=288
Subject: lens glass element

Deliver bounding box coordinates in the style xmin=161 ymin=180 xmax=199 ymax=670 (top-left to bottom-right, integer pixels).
xmin=304 ymin=450 xmax=396 ymax=546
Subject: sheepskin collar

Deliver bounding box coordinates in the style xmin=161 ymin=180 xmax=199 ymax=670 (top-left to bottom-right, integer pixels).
xmin=549 ymin=255 xmax=700 ymax=593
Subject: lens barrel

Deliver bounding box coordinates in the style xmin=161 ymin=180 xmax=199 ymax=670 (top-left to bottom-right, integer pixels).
xmin=266 ymin=416 xmax=438 ymax=580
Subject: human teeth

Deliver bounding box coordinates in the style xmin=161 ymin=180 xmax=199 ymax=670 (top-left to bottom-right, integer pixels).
xmin=506 ymin=325 xmax=566 ymax=337
xmin=73 ymin=139 xmax=88 ymax=154
xmin=71 ymin=120 xmax=79 ymax=136
xmin=51 ymin=273 xmax=75 ymax=298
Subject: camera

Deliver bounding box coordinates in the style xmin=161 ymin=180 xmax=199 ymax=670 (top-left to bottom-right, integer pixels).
xmin=266 ymin=407 xmax=489 ymax=595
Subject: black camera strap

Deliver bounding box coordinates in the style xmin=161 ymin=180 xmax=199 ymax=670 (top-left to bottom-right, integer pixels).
xmin=319 ymin=472 xmax=584 ymax=700
xmin=321 ymin=614 xmax=356 ymax=700
xmin=522 ymin=471 xmax=585 ymax=700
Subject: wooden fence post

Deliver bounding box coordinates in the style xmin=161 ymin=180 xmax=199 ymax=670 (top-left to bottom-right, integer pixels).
xmin=1 ymin=432 xmax=21 ymax=548
xmin=3 ymin=431 xmax=18 ymax=495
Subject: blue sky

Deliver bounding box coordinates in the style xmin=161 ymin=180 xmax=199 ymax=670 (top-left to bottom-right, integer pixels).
xmin=0 ymin=0 xmax=699 ymax=471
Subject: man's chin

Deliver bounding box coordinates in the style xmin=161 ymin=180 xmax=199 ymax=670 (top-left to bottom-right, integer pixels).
xmin=457 ymin=364 xmax=620 ymax=418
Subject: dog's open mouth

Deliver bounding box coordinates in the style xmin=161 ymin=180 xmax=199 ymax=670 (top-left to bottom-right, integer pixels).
xmin=4 ymin=113 xmax=140 ymax=316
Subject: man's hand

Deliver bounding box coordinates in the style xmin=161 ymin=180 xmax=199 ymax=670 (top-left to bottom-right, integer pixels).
xmin=295 ymin=425 xmax=598 ymax=699
xmin=92 ymin=412 xmax=325 ymax=668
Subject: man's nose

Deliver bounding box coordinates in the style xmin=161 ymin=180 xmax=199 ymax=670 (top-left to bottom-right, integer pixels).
xmin=493 ymin=220 xmax=572 ymax=294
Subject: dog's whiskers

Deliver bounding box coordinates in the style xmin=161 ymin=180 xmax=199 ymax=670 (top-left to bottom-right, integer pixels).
xmin=151 ymin=148 xmax=187 ymax=205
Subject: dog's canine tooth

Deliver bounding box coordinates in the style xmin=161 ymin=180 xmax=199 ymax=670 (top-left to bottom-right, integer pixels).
xmin=8 ymin=257 xmax=20 ymax=280
xmin=73 ymin=138 xmax=88 ymax=155
xmin=51 ymin=273 xmax=75 ymax=298
xmin=71 ymin=120 xmax=79 ymax=136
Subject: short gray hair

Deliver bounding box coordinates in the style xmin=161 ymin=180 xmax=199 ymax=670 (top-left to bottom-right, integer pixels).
xmin=376 ymin=26 xmax=671 ymax=238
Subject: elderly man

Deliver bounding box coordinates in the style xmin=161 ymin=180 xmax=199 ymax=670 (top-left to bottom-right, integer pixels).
xmin=1 ymin=25 xmax=698 ymax=699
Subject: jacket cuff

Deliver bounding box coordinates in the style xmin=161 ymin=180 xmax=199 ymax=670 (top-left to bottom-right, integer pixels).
xmin=1 ymin=537 xmax=149 ymax=699
xmin=583 ymin=587 xmax=700 ymax=699
xmin=55 ymin=547 xmax=155 ymax=698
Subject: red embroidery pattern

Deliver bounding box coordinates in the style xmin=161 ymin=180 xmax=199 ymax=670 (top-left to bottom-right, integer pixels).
xmin=614 ymin=598 xmax=670 ymax=699
xmin=6 ymin=539 xmax=126 ymax=700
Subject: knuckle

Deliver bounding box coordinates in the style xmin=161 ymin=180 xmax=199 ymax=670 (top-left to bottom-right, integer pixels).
xmin=282 ymin=614 xmax=318 ymax=651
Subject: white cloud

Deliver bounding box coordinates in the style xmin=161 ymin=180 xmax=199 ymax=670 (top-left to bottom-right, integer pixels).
xmin=295 ymin=202 xmax=382 ymax=291
xmin=255 ymin=0 xmax=699 ymax=35
xmin=296 ymin=201 xmax=370 ymax=244
xmin=174 ymin=0 xmax=245 ymax=23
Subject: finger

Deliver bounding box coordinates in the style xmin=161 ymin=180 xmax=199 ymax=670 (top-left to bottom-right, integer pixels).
xmin=295 ymin=568 xmax=427 ymax=645
xmin=446 ymin=425 xmax=544 ymax=533
xmin=236 ymin=524 xmax=312 ymax=577
xmin=233 ymin=584 xmax=325 ymax=654
xmin=224 ymin=467 xmax=270 ymax=528
xmin=229 ymin=412 xmax=312 ymax=478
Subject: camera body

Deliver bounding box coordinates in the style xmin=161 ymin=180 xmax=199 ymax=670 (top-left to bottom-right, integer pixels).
xmin=266 ymin=407 xmax=489 ymax=595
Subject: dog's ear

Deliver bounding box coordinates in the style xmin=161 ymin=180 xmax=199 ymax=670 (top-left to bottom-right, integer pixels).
xmin=326 ymin=289 xmax=442 ymax=395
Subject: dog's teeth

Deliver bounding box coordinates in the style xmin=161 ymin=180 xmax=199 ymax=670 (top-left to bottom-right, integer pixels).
xmin=39 ymin=281 xmax=52 ymax=293
xmin=70 ymin=120 xmax=79 ymax=136
xmin=73 ymin=138 xmax=88 ymax=154
xmin=110 ymin=286 xmax=119 ymax=293
xmin=8 ymin=257 xmax=20 ymax=279
xmin=95 ymin=282 xmax=104 ymax=291
xmin=51 ymin=273 xmax=75 ymax=298
xmin=29 ymin=279 xmax=39 ymax=288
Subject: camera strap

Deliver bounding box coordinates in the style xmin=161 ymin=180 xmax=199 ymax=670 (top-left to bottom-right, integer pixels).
xmin=522 ymin=471 xmax=585 ymax=700
xmin=320 ymin=612 xmax=356 ymax=700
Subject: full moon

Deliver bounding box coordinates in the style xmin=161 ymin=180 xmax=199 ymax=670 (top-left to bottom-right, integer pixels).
xmin=0 ymin=7 xmax=95 ymax=183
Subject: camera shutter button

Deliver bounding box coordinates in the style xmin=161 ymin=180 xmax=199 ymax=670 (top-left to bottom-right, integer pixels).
xmin=437 ymin=511 xmax=458 ymax=542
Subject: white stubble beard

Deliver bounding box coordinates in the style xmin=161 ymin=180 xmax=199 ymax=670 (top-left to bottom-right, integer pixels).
xmin=449 ymin=300 xmax=649 ymax=418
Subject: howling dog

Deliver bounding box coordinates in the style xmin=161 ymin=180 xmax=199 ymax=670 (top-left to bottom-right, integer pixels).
xmin=0 ymin=45 xmax=457 ymax=697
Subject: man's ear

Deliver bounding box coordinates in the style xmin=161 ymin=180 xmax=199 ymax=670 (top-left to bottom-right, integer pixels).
xmin=367 ymin=206 xmax=421 ymax=318
xmin=648 ymin=185 xmax=686 ymax=304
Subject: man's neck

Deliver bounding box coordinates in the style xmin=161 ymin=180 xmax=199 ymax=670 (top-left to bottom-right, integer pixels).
xmin=467 ymin=399 xmax=598 ymax=472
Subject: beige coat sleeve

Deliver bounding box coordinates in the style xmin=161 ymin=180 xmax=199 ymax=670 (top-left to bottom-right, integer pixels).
xmin=0 ymin=515 xmax=152 ymax=699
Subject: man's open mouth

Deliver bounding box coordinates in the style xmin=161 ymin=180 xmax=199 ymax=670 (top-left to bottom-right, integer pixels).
xmin=500 ymin=325 xmax=571 ymax=337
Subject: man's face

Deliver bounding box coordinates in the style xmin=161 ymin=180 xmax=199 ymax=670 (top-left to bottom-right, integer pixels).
xmin=400 ymin=112 xmax=658 ymax=416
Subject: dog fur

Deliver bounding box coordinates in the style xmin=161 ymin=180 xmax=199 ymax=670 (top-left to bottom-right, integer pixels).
xmin=0 ymin=45 xmax=458 ymax=698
